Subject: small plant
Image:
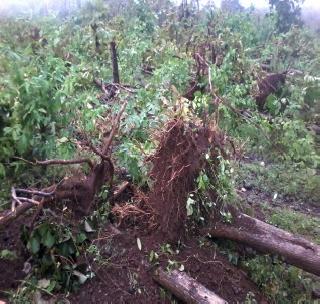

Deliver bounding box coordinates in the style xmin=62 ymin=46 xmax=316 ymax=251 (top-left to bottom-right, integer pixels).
xmin=21 ymin=221 xmax=90 ymax=292
xmin=243 ymin=255 xmax=316 ymax=303
xmin=0 ymin=249 xmax=17 ymax=260
xmin=220 ymin=210 xmax=233 ymax=224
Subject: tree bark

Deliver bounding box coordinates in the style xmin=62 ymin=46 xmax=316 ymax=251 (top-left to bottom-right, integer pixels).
xmin=153 ymin=268 xmax=227 ymax=304
xmin=0 ymin=203 xmax=34 ymax=228
xmin=110 ymin=41 xmax=120 ymax=84
xmin=207 ymin=212 xmax=320 ymax=277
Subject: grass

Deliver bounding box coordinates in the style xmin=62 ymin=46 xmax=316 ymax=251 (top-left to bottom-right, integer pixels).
xmin=235 ymin=160 xmax=320 ymax=204
xmin=228 ymin=157 xmax=320 ymax=303
xmin=262 ymin=206 xmax=320 ymax=244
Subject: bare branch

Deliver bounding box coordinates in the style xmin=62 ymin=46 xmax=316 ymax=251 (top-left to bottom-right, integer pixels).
xmin=102 ymin=101 xmax=128 ymax=155
xmin=15 ymin=188 xmax=56 ymax=197
xmin=14 ymin=156 xmax=94 ymax=169
xmin=85 ymin=140 xmax=112 ymax=161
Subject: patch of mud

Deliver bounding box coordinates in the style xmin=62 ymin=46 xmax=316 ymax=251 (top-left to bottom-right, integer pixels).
xmin=68 ymin=225 xmax=267 ymax=304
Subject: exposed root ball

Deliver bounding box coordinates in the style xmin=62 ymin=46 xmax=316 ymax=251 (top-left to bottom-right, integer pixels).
xmin=255 ymin=72 xmax=286 ymax=111
xmin=147 ymin=119 xmax=214 ymax=241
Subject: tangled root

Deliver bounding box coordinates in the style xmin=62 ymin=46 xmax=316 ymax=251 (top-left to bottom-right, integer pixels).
xmin=112 ymin=191 xmax=157 ymax=230
xmin=147 ymin=119 xmax=215 ymax=241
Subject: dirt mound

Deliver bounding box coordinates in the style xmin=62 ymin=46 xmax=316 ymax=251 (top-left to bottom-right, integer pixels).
xmin=147 ymin=119 xmax=213 ymax=241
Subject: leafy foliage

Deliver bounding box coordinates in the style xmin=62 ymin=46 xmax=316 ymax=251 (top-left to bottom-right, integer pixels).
xmin=0 ymin=0 xmax=319 ymax=302
xmin=21 ymin=221 xmax=90 ymax=292
xmin=269 ymin=0 xmax=304 ymax=33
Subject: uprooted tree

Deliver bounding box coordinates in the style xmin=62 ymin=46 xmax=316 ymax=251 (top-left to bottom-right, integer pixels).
xmin=0 ymin=106 xmax=320 ymax=303
xmin=0 ymin=34 xmax=319 ymax=302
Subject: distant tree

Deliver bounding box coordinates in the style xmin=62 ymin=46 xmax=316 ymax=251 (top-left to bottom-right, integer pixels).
xmin=269 ymin=0 xmax=304 ymax=33
xmin=221 ymin=0 xmax=244 ymax=13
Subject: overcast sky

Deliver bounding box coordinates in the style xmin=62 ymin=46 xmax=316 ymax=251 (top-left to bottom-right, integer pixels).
xmin=1 ymin=0 xmax=320 ymax=12
xmin=213 ymin=0 xmax=320 ymax=9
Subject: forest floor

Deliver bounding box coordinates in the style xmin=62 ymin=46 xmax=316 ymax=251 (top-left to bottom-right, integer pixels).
xmin=0 ymin=200 xmax=268 ymax=303
xmin=1 ymin=155 xmax=319 ymax=304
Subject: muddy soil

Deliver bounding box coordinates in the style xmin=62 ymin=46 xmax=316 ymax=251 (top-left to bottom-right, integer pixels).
xmin=0 ymin=217 xmax=28 ymax=300
xmin=68 ymin=225 xmax=267 ymax=304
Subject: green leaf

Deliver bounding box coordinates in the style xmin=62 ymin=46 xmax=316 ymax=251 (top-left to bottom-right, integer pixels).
xmin=43 ymin=230 xmax=55 ymax=248
xmin=29 ymin=237 xmax=40 ymax=254
xmin=0 ymin=249 xmax=17 ymax=260
xmin=76 ymin=233 xmax=87 ymax=244
xmin=57 ymin=137 xmax=69 ymax=143
xmin=38 ymin=108 xmax=47 ymax=114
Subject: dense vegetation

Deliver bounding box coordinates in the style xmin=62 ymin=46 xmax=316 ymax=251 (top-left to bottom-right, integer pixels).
xmin=0 ymin=0 xmax=319 ymax=303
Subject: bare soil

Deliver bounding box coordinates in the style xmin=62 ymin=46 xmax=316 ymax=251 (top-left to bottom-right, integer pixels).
xmin=0 ymin=217 xmax=27 ymax=299
xmin=68 ymin=225 xmax=267 ymax=304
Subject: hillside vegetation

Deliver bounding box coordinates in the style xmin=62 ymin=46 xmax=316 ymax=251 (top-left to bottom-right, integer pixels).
xmin=0 ymin=0 xmax=319 ymax=303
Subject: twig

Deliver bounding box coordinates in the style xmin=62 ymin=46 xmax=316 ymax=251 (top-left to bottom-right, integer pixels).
xmin=111 ymin=181 xmax=130 ymax=201
xmin=102 ymin=101 xmax=128 ymax=155
xmin=195 ymin=52 xmax=212 ymax=92
xmin=14 ymin=157 xmax=94 ymax=169
xmin=11 ymin=187 xmax=41 ymax=211
xmin=16 ymin=197 xmax=40 ymax=205
xmin=11 ymin=187 xmax=22 ymax=211
xmin=15 ymin=188 xmax=55 ymax=197
xmin=85 ymin=140 xmax=112 ymax=161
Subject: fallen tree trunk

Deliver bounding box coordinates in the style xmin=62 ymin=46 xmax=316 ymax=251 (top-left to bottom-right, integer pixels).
xmin=153 ymin=268 xmax=227 ymax=304
xmin=206 ymin=212 xmax=320 ymax=277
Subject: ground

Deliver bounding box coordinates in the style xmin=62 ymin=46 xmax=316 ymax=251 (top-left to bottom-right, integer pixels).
xmin=0 ymin=155 xmax=319 ymax=303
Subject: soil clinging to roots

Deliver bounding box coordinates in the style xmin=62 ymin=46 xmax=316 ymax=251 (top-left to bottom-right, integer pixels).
xmin=147 ymin=118 xmax=214 ymax=241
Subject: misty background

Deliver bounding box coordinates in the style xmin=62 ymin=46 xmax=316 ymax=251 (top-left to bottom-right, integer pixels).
xmin=0 ymin=0 xmax=319 ymax=29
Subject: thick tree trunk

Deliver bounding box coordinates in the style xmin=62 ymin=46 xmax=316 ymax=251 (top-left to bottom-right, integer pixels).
xmin=153 ymin=268 xmax=227 ymax=304
xmin=110 ymin=41 xmax=120 ymax=84
xmin=207 ymin=212 xmax=320 ymax=277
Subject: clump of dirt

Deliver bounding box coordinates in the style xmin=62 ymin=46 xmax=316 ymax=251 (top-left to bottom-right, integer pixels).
xmin=255 ymin=72 xmax=286 ymax=111
xmin=147 ymin=119 xmax=213 ymax=241
xmin=0 ymin=217 xmax=28 ymax=299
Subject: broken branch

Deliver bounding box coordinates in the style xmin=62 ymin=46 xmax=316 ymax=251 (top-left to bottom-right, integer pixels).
xmin=14 ymin=157 xmax=94 ymax=169
xmin=153 ymin=268 xmax=227 ymax=304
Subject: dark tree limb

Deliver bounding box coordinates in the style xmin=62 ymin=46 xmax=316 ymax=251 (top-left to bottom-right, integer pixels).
xmin=153 ymin=268 xmax=227 ymax=304
xmin=110 ymin=41 xmax=120 ymax=84
xmin=205 ymin=212 xmax=320 ymax=277
xmin=2 ymin=103 xmax=128 ymax=227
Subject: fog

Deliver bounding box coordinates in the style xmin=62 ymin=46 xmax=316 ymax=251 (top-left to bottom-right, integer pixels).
xmin=1 ymin=0 xmax=320 ymax=10
xmin=197 ymin=0 xmax=319 ymax=9
xmin=1 ymin=0 xmax=320 ymax=20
